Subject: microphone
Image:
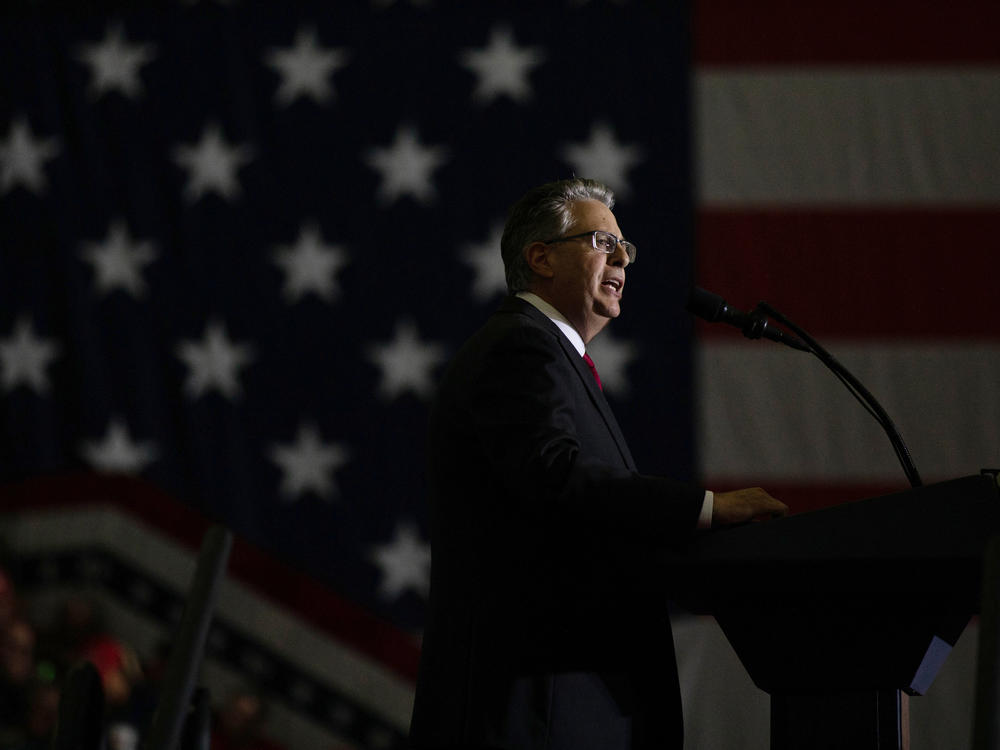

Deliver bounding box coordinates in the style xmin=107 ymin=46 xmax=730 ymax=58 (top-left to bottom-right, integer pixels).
xmin=686 ymin=286 xmax=810 ymax=351
xmin=686 ymin=286 xmax=923 ymax=487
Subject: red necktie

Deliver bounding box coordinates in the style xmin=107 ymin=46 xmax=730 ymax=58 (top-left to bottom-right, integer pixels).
xmin=582 ymin=352 xmax=602 ymax=391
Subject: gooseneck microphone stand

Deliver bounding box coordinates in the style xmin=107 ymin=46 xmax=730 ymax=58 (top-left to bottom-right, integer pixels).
xmin=753 ymin=300 xmax=922 ymax=489
xmin=687 ymin=286 xmax=922 ymax=489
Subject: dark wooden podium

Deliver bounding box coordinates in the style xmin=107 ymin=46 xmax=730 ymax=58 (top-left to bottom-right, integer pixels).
xmin=669 ymin=473 xmax=1000 ymax=750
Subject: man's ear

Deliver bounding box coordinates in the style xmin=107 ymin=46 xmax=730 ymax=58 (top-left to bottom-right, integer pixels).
xmin=525 ymin=242 xmax=555 ymax=279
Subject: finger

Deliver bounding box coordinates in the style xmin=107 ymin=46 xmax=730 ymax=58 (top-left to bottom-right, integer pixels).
xmin=753 ymin=499 xmax=788 ymax=519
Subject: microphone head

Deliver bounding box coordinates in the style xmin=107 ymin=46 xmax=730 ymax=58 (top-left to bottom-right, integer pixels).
xmin=686 ymin=286 xmax=727 ymax=322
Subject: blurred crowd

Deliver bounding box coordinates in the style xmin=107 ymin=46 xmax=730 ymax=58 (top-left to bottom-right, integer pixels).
xmin=0 ymin=565 xmax=287 ymax=750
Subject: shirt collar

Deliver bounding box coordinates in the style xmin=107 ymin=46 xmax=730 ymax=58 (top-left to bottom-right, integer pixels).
xmin=516 ymin=292 xmax=586 ymax=356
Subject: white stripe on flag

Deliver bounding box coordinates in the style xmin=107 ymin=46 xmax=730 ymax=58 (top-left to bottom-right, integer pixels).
xmin=696 ymin=340 xmax=1000 ymax=483
xmin=696 ymin=68 xmax=1000 ymax=205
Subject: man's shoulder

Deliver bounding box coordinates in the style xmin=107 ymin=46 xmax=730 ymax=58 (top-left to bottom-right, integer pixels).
xmin=442 ymin=298 xmax=565 ymax=381
xmin=470 ymin=297 xmax=563 ymax=351
xmin=469 ymin=297 xmax=559 ymax=341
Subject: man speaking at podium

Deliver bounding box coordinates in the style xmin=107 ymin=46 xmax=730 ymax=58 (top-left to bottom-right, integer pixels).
xmin=409 ymin=178 xmax=787 ymax=750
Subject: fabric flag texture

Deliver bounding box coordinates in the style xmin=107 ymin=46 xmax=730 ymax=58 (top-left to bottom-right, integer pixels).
xmin=686 ymin=6 xmax=1000 ymax=746
xmin=1 ymin=1 xmax=998 ymax=748
xmin=1 ymin=3 xmax=692 ymax=748
xmin=693 ymin=0 xmax=1000 ymax=509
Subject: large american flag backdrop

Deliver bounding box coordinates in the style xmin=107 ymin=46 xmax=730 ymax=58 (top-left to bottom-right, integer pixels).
xmin=1 ymin=1 xmax=998 ymax=748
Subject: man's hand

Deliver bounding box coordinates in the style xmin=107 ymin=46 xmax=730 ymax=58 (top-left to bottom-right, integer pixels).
xmin=712 ymin=487 xmax=788 ymax=527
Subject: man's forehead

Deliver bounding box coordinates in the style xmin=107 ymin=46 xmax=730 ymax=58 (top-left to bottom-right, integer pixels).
xmin=569 ymin=199 xmax=622 ymax=234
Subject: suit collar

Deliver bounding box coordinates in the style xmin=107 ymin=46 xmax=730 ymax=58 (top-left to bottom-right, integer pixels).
xmin=497 ymin=294 xmax=556 ymax=329
xmin=514 ymin=292 xmax=586 ymax=355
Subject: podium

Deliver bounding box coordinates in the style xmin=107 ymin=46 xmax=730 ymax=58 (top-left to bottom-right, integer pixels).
xmin=670 ymin=474 xmax=1000 ymax=750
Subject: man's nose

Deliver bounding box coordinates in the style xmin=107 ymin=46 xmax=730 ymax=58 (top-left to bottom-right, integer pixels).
xmin=608 ymin=241 xmax=629 ymax=267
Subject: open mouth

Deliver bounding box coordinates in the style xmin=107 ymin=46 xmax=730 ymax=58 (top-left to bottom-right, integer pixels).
xmin=601 ymin=278 xmax=623 ymax=293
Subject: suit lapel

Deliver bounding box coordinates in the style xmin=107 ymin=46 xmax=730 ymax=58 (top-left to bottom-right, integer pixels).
xmin=500 ymin=297 xmax=637 ymax=471
xmin=555 ymin=333 xmax=637 ymax=471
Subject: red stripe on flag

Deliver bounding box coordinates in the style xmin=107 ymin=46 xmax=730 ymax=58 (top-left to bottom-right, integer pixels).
xmin=695 ymin=208 xmax=1000 ymax=340
xmin=694 ymin=0 xmax=1000 ymax=65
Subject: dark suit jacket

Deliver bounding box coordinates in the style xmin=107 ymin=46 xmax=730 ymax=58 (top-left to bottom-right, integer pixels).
xmin=409 ymin=296 xmax=705 ymax=750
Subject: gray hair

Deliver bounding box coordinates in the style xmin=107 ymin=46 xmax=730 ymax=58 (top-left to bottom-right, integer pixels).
xmin=500 ymin=178 xmax=616 ymax=294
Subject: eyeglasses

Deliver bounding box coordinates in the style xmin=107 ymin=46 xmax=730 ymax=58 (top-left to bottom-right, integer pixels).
xmin=542 ymin=230 xmax=637 ymax=264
